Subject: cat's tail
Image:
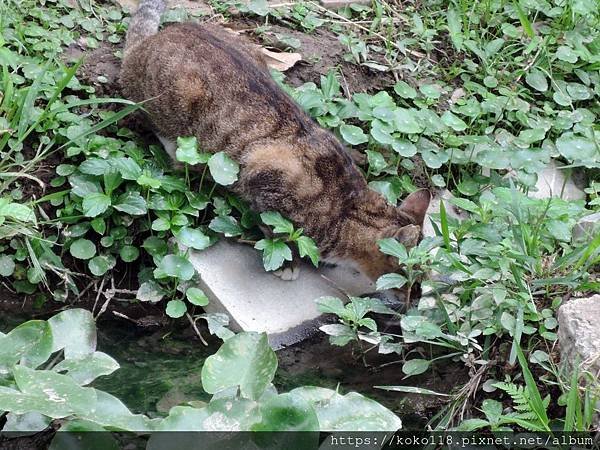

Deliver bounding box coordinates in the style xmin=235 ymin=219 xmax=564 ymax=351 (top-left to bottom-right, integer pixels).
xmin=124 ymin=0 xmax=166 ymax=55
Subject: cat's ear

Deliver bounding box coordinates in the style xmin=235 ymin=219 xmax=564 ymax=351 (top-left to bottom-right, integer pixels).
xmin=391 ymin=224 xmax=421 ymax=248
xmin=398 ymin=189 xmax=431 ymax=225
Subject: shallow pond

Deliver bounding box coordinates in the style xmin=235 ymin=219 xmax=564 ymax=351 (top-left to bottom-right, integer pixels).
xmin=0 ymin=306 xmax=467 ymax=430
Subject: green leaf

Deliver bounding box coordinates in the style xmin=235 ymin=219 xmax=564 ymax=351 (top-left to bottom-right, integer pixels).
xmin=254 ymin=239 xmax=292 ymax=271
xmin=152 ymin=399 xmax=259 ymax=433
xmin=392 ymin=139 xmax=417 ymax=157
xmin=166 ymin=300 xmax=187 ymax=318
xmin=186 ymin=287 xmax=209 ymax=306
xmin=289 ymin=387 xmax=402 ymax=431
xmin=376 ymin=273 xmax=407 ymax=290
xmin=175 ymin=136 xmax=203 ymax=165
xmin=0 ymin=320 xmax=53 ymax=370
xmin=82 ymin=193 xmax=111 ymax=217
xmin=110 ymin=157 xmax=142 ymax=180
xmin=319 ymin=324 xmax=356 ymax=346
xmin=69 ymin=239 xmax=96 ymax=260
xmin=209 ymin=216 xmax=243 ymax=237
xmin=48 ymin=309 xmax=97 ymax=358
xmin=393 ymin=108 xmax=422 ymax=134
xmin=69 ymin=174 xmax=102 ymax=198
xmin=446 ymin=8 xmax=463 ymax=51
xmin=136 ymin=280 xmax=165 ymax=303
xmin=155 ymin=254 xmax=195 ymax=281
xmin=80 ymin=390 xmax=156 ymax=431
xmin=340 ymin=124 xmax=368 ymax=145
xmin=53 ymin=352 xmax=119 ymax=385
xmin=88 ymin=255 xmax=113 ymax=276
xmin=260 ymin=211 xmax=294 ymax=235
xmin=201 ymin=332 xmax=277 ymax=400
xmin=315 ymin=296 xmax=346 ymax=316
xmin=393 ymin=80 xmax=417 ymax=99
xmin=176 ymin=227 xmax=211 ymax=250
xmin=441 ymin=111 xmax=467 ymax=131
xmin=119 ymin=246 xmax=139 ymax=262
xmin=296 ymin=236 xmax=319 ymax=267
xmin=208 ymin=152 xmax=239 ymax=186
xmin=556 ymin=133 xmax=597 ymax=164
xmin=252 ymin=393 xmax=319 ymax=433
xmin=525 ymin=69 xmax=548 ymax=92
xmin=402 ymin=359 xmax=431 ymax=377
xmin=113 ymin=191 xmax=147 ymax=216
xmin=377 ymin=238 xmax=408 ymax=260
xmin=419 ymin=84 xmax=442 ymax=99
xmin=4 ymin=366 xmax=98 ymax=418
xmin=49 ymin=420 xmax=120 ymax=450
xmin=0 ymin=254 xmax=15 ymax=276
xmin=3 ymin=412 xmax=51 ymax=433
xmin=0 ymin=201 xmax=35 ymax=222
xmin=79 ymin=158 xmax=110 ymax=176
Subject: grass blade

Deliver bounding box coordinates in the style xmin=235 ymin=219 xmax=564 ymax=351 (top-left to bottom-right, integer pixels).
xmin=515 ymin=343 xmax=550 ymax=430
xmin=439 ymin=199 xmax=451 ymax=250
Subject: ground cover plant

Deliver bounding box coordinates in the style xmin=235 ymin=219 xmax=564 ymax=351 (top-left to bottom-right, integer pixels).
xmin=0 ymin=0 xmax=599 ymax=439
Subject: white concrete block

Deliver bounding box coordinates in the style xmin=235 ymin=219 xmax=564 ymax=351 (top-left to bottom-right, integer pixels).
xmin=188 ymin=240 xmax=375 ymax=348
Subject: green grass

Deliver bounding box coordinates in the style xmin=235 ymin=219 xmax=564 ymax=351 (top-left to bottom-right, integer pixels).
xmin=0 ymin=0 xmax=598 ymax=433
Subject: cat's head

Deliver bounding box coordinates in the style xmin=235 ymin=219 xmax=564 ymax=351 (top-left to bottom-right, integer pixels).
xmin=354 ymin=189 xmax=431 ymax=282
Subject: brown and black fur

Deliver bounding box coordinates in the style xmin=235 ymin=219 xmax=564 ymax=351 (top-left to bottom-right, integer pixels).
xmin=120 ymin=0 xmax=431 ymax=281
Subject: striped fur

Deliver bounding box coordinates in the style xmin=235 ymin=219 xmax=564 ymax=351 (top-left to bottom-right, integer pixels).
xmin=120 ymin=19 xmax=431 ymax=281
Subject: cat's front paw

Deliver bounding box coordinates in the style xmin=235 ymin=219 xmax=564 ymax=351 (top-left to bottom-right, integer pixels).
xmin=273 ymin=264 xmax=300 ymax=281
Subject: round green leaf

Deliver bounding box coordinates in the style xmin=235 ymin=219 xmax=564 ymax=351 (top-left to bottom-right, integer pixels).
xmin=88 ymin=255 xmax=112 ymax=276
xmin=70 ymin=239 xmax=96 ymax=260
xmin=393 ymin=109 xmax=422 ymax=134
xmin=402 ymin=359 xmax=431 ymax=377
xmin=119 ymin=246 xmax=139 ymax=262
xmin=186 ymin=287 xmax=209 ymax=306
xmin=166 ymin=300 xmax=187 ymax=318
xmin=0 ymin=255 xmax=15 ymax=277
xmin=208 ymin=152 xmax=239 ymax=186
xmin=392 ymin=139 xmax=417 ymax=157
xmin=340 ymin=124 xmax=368 ymax=145
xmin=525 ymin=69 xmax=548 ymax=92
xmin=394 ymin=80 xmax=417 ymax=99
xmin=156 ymin=254 xmax=195 ymax=281
xmin=441 ymin=111 xmax=467 ymax=131
xmin=556 ymin=133 xmax=597 ymax=163
xmin=176 ymin=227 xmax=210 ymax=250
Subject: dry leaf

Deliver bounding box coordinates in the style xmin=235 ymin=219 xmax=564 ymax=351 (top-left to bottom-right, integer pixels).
xmin=261 ymin=48 xmax=302 ymax=71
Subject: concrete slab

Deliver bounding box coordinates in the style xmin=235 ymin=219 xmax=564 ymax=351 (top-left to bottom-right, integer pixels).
xmin=187 ymin=240 xmax=376 ymax=349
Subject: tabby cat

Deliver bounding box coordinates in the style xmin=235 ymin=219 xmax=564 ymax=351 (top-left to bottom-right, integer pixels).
xmin=120 ymin=0 xmax=431 ymax=281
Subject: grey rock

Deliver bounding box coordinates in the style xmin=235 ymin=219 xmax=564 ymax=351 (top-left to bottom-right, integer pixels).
xmin=557 ymin=295 xmax=600 ymax=377
xmin=187 ymin=240 xmax=376 ymax=349
xmin=528 ymin=160 xmax=586 ymax=201
xmin=572 ymin=212 xmax=600 ymax=243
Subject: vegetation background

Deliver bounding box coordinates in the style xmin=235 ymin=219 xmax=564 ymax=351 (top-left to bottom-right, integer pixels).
xmin=0 ymin=0 xmax=598 ymax=444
